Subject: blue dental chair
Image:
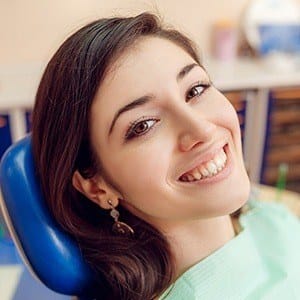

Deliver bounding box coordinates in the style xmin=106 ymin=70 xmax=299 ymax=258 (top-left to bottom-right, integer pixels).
xmin=0 ymin=135 xmax=98 ymax=299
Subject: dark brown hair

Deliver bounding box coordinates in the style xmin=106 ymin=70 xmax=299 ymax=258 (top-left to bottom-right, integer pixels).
xmin=32 ymin=12 xmax=201 ymax=300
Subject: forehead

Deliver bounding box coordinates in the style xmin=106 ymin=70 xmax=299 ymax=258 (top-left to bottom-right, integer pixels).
xmin=91 ymin=37 xmax=204 ymax=132
xmin=102 ymin=36 xmax=198 ymax=89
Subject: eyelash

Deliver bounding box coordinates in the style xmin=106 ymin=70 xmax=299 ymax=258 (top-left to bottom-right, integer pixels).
xmin=186 ymin=82 xmax=210 ymax=102
xmin=125 ymin=117 xmax=159 ymax=140
xmin=124 ymin=82 xmax=211 ymax=140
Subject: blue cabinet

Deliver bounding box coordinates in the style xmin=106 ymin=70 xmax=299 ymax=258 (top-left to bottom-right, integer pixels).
xmin=0 ymin=110 xmax=32 ymax=160
xmin=0 ymin=114 xmax=12 ymax=159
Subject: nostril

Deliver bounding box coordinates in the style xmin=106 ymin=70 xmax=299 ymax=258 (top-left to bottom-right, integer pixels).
xmin=191 ymin=141 xmax=204 ymax=150
xmin=179 ymin=133 xmax=204 ymax=152
xmin=178 ymin=119 xmax=216 ymax=152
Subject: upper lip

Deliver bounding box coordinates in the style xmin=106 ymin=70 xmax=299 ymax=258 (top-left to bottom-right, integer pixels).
xmin=177 ymin=141 xmax=228 ymax=180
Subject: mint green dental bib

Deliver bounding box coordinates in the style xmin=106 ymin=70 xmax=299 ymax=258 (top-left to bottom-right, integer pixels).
xmin=160 ymin=199 xmax=300 ymax=300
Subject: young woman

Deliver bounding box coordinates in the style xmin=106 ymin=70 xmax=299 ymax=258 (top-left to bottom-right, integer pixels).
xmin=32 ymin=12 xmax=300 ymax=300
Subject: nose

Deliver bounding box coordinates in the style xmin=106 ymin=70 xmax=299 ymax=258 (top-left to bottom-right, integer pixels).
xmin=176 ymin=107 xmax=217 ymax=152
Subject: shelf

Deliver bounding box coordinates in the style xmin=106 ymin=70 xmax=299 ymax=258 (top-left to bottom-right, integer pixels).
xmin=262 ymin=88 xmax=300 ymax=193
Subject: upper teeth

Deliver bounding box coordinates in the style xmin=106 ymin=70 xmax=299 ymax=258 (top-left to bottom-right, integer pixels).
xmin=180 ymin=148 xmax=227 ymax=182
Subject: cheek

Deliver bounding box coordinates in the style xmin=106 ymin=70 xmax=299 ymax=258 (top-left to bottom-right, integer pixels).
xmin=104 ymin=140 xmax=172 ymax=201
xmin=211 ymin=95 xmax=242 ymax=146
xmin=224 ymin=104 xmax=241 ymax=137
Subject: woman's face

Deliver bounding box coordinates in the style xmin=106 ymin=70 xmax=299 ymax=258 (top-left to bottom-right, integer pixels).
xmin=90 ymin=37 xmax=250 ymax=227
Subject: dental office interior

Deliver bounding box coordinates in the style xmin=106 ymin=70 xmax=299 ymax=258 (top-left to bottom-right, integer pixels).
xmin=1 ymin=0 xmax=300 ymax=299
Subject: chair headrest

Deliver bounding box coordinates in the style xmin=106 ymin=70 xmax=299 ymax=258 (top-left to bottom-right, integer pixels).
xmin=0 ymin=135 xmax=95 ymax=296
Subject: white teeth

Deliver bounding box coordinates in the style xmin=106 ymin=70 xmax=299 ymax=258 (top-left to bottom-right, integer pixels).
xmin=192 ymin=168 xmax=202 ymax=180
xmin=180 ymin=147 xmax=228 ymax=182
xmin=200 ymin=166 xmax=209 ymax=177
xmin=206 ymin=162 xmax=217 ymax=174
xmin=186 ymin=174 xmax=195 ymax=181
xmin=220 ymin=149 xmax=227 ymax=162
xmin=214 ymin=156 xmax=223 ymax=168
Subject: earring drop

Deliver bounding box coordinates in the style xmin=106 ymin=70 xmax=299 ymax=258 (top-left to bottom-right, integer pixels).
xmin=108 ymin=200 xmax=134 ymax=237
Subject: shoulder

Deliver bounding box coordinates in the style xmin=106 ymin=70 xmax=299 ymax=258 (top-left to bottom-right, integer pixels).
xmin=241 ymin=198 xmax=300 ymax=229
xmin=240 ymin=199 xmax=300 ymax=258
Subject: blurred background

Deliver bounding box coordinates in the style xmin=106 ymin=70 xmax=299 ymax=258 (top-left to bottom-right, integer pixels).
xmin=0 ymin=0 xmax=300 ymax=299
xmin=0 ymin=0 xmax=261 ymax=64
xmin=1 ymin=0 xmax=300 ymax=192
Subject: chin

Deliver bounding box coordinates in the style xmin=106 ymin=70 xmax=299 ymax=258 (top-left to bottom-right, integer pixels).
xmin=209 ymin=167 xmax=250 ymax=216
xmin=227 ymin=173 xmax=251 ymax=214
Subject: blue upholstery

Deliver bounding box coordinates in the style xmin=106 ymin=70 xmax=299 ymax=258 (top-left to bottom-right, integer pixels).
xmin=0 ymin=135 xmax=95 ymax=296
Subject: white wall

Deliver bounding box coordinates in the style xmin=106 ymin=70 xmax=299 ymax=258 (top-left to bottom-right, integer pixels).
xmin=1 ymin=0 xmax=252 ymax=65
xmin=2 ymin=0 xmax=300 ymax=65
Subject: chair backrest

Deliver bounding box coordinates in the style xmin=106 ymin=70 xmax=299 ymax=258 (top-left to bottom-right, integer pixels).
xmin=0 ymin=135 xmax=95 ymax=296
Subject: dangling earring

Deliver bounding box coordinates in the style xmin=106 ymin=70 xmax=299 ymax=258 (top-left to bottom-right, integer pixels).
xmin=108 ymin=200 xmax=134 ymax=237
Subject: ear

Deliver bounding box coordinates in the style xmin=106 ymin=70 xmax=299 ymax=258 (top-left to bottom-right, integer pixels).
xmin=72 ymin=170 xmax=120 ymax=210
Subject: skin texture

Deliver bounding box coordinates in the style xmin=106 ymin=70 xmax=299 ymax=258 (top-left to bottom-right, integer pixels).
xmin=72 ymin=36 xmax=250 ymax=275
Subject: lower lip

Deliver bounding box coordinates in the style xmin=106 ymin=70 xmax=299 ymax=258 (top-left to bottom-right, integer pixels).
xmin=179 ymin=145 xmax=233 ymax=185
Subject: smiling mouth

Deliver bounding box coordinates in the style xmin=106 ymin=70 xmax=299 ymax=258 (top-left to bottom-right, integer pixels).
xmin=179 ymin=145 xmax=228 ymax=182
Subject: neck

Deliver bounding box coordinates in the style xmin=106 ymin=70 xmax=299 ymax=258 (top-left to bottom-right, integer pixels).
xmin=162 ymin=215 xmax=236 ymax=278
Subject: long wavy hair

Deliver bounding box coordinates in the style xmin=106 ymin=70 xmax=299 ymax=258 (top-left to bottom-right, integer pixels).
xmin=32 ymin=12 xmax=201 ymax=300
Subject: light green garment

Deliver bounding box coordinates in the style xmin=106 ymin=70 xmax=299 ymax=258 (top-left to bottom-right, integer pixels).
xmin=160 ymin=199 xmax=300 ymax=300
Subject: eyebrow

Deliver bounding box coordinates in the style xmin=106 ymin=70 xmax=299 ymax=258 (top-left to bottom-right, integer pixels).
xmin=108 ymin=63 xmax=199 ymax=135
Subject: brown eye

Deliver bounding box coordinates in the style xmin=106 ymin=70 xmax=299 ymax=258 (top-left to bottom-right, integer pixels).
xmin=186 ymin=84 xmax=208 ymax=101
xmin=134 ymin=121 xmax=150 ymax=135
xmin=126 ymin=119 xmax=158 ymax=140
